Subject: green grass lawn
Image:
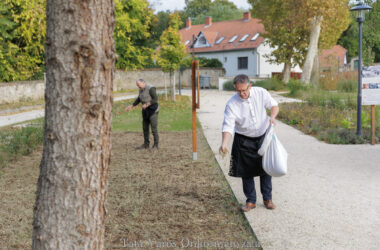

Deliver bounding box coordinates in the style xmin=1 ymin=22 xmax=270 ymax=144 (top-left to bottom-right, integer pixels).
xmin=112 ymin=95 xmax=195 ymax=132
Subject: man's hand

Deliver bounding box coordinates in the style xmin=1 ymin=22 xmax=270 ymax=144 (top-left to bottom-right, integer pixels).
xmin=142 ymin=104 xmax=148 ymax=110
xmin=124 ymin=105 xmax=133 ymax=111
xmin=270 ymin=117 xmax=276 ymax=126
xmin=219 ymin=145 xmax=229 ymax=156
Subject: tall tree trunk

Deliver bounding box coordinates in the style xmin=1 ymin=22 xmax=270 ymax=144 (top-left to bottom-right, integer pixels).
xmin=311 ymin=51 xmax=320 ymax=87
xmin=282 ymin=62 xmax=291 ymax=84
xmin=32 ymin=0 xmax=116 ymax=249
xmin=301 ymin=16 xmax=322 ymax=84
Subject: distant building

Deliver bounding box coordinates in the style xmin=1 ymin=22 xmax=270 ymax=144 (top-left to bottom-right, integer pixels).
xmin=178 ymin=12 xmax=301 ymax=78
xmin=319 ymin=45 xmax=348 ymax=72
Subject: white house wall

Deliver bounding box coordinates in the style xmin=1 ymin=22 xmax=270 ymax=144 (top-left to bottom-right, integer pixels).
xmin=196 ymin=50 xmax=258 ymax=77
xmin=257 ymin=42 xmax=302 ymax=77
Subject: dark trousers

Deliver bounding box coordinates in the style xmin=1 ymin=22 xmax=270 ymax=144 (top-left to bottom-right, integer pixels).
xmin=242 ymin=173 xmax=272 ymax=204
xmin=143 ymin=112 xmax=159 ymax=146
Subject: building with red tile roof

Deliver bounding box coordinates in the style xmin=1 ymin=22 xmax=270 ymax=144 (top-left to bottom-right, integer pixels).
xmin=179 ymin=12 xmax=302 ymax=77
xmin=319 ymin=45 xmax=348 ymax=72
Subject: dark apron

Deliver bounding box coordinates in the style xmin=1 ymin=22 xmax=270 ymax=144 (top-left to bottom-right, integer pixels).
xmin=142 ymin=103 xmax=158 ymax=121
xmin=228 ymin=132 xmax=266 ymax=178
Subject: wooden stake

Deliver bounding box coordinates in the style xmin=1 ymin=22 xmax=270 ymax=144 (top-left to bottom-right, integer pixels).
xmin=371 ymin=105 xmax=375 ymax=145
xmin=192 ymin=60 xmax=199 ymax=160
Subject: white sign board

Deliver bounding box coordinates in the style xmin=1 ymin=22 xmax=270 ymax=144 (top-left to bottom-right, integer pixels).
xmin=362 ymin=66 xmax=380 ymax=105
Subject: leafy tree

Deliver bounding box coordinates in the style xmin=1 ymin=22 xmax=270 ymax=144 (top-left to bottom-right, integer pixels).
xmin=157 ymin=12 xmax=187 ymax=101
xmin=300 ymin=0 xmax=350 ymax=84
xmin=185 ymin=0 xmax=212 ymax=18
xmin=338 ymin=0 xmax=380 ymax=64
xmin=193 ymin=1 xmax=244 ymax=24
xmin=250 ymin=0 xmax=350 ymax=84
xmin=115 ymin=0 xmax=156 ymax=70
xmin=362 ymin=0 xmax=380 ymax=63
xmin=1 ymin=0 xmax=46 ymax=82
xmin=250 ymin=0 xmax=309 ymax=83
xmin=151 ymin=10 xmax=171 ymax=47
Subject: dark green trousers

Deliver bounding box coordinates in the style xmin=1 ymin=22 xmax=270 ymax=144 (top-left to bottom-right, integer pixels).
xmin=143 ymin=112 xmax=159 ymax=146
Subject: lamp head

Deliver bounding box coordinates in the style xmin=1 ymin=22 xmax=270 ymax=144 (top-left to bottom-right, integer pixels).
xmin=350 ymin=2 xmax=372 ymax=22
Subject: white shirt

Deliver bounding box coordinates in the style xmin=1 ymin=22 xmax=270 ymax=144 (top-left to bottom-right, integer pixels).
xmin=222 ymin=87 xmax=278 ymax=137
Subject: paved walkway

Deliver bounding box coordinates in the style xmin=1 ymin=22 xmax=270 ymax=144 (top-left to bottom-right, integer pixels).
xmin=196 ymin=90 xmax=380 ymax=250
xmin=0 ymin=93 xmax=139 ymax=127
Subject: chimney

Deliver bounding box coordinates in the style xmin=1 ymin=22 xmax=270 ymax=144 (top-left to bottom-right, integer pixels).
xmin=205 ymin=16 xmax=212 ymax=26
xmin=243 ymin=12 xmax=251 ymax=21
xmin=186 ymin=18 xmax=191 ymax=29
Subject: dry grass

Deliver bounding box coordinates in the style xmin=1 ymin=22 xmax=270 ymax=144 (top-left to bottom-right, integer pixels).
xmin=0 ymin=131 xmax=259 ymax=249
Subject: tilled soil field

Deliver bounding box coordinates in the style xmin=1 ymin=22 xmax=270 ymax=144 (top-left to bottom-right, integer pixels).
xmin=0 ymin=131 xmax=259 ymax=249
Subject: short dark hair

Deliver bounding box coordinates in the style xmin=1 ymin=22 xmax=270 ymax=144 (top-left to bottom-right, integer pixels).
xmin=233 ymin=74 xmax=250 ymax=85
xmin=137 ymin=78 xmax=146 ymax=83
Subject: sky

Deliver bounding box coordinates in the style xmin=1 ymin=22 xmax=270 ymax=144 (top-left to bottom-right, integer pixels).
xmin=148 ymin=0 xmax=252 ymax=13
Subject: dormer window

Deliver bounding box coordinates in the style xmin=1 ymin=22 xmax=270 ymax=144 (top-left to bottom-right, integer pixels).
xmin=251 ymin=33 xmax=260 ymax=41
xmin=198 ymin=36 xmax=207 ymax=45
xmin=240 ymin=34 xmax=250 ymax=42
xmin=193 ymin=32 xmax=211 ymax=48
xmin=229 ymin=35 xmax=238 ymax=43
xmin=216 ymin=37 xmax=225 ymax=44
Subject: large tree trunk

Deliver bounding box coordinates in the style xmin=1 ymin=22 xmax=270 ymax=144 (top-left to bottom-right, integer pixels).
xmin=282 ymin=62 xmax=291 ymax=84
xmin=301 ymin=16 xmax=322 ymax=84
xmin=32 ymin=0 xmax=116 ymax=249
xmin=311 ymin=51 xmax=320 ymax=87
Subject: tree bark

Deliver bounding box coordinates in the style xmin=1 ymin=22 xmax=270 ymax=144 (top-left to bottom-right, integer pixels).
xmin=32 ymin=0 xmax=116 ymax=249
xmin=311 ymin=51 xmax=320 ymax=87
xmin=282 ymin=62 xmax=291 ymax=84
xmin=301 ymin=16 xmax=322 ymax=84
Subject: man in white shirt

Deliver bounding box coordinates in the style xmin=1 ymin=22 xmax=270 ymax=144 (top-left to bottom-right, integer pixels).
xmin=219 ymin=74 xmax=279 ymax=212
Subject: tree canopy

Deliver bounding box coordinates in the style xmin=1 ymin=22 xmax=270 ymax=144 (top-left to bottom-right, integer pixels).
xmin=156 ymin=12 xmax=186 ymax=74
xmin=249 ymin=0 xmax=350 ymax=83
xmin=0 ymin=0 xmax=46 ymax=82
xmin=192 ymin=0 xmax=244 ymax=25
xmin=114 ymin=0 xmax=156 ymax=70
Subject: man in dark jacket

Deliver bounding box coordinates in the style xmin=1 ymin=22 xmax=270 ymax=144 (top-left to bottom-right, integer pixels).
xmin=125 ymin=79 xmax=159 ymax=150
xmin=219 ymin=74 xmax=279 ymax=212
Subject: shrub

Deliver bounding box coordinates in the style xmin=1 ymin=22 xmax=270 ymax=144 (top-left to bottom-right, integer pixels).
xmin=337 ymin=80 xmax=357 ymax=93
xmin=223 ymin=80 xmax=234 ymax=91
xmin=287 ymin=79 xmax=308 ymax=97
xmin=198 ymin=57 xmax=223 ymax=68
xmin=254 ymin=78 xmax=285 ymax=91
xmin=0 ymin=126 xmax=44 ymax=158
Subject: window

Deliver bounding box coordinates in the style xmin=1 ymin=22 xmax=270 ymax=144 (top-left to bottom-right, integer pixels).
xmin=185 ymin=40 xmax=190 ymax=45
xmin=198 ymin=36 xmax=207 ymax=45
xmin=216 ymin=37 xmax=225 ymax=44
xmin=251 ymin=33 xmax=260 ymax=41
xmin=238 ymin=57 xmax=248 ymax=69
xmin=229 ymin=35 xmax=238 ymax=43
xmin=240 ymin=34 xmax=250 ymax=42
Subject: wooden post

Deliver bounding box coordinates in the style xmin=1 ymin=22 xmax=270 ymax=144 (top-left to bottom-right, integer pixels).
xmin=192 ymin=60 xmax=199 ymax=160
xmin=371 ymin=105 xmax=375 ymax=145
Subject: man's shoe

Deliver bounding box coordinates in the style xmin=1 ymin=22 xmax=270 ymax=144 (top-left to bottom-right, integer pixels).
xmin=152 ymin=144 xmax=159 ymax=150
xmin=264 ymin=200 xmax=276 ymax=210
xmin=136 ymin=144 xmax=149 ymax=150
xmin=241 ymin=202 xmax=256 ymax=212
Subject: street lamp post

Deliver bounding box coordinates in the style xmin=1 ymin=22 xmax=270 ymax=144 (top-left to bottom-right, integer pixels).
xmin=350 ymin=2 xmax=372 ymax=136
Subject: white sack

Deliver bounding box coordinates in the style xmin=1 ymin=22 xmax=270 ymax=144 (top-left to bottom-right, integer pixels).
xmin=262 ymin=133 xmax=288 ymax=177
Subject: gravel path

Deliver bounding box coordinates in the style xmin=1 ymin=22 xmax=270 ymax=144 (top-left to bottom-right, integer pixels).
xmin=0 ymin=94 xmax=138 ymax=127
xmin=196 ymin=90 xmax=380 ymax=250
